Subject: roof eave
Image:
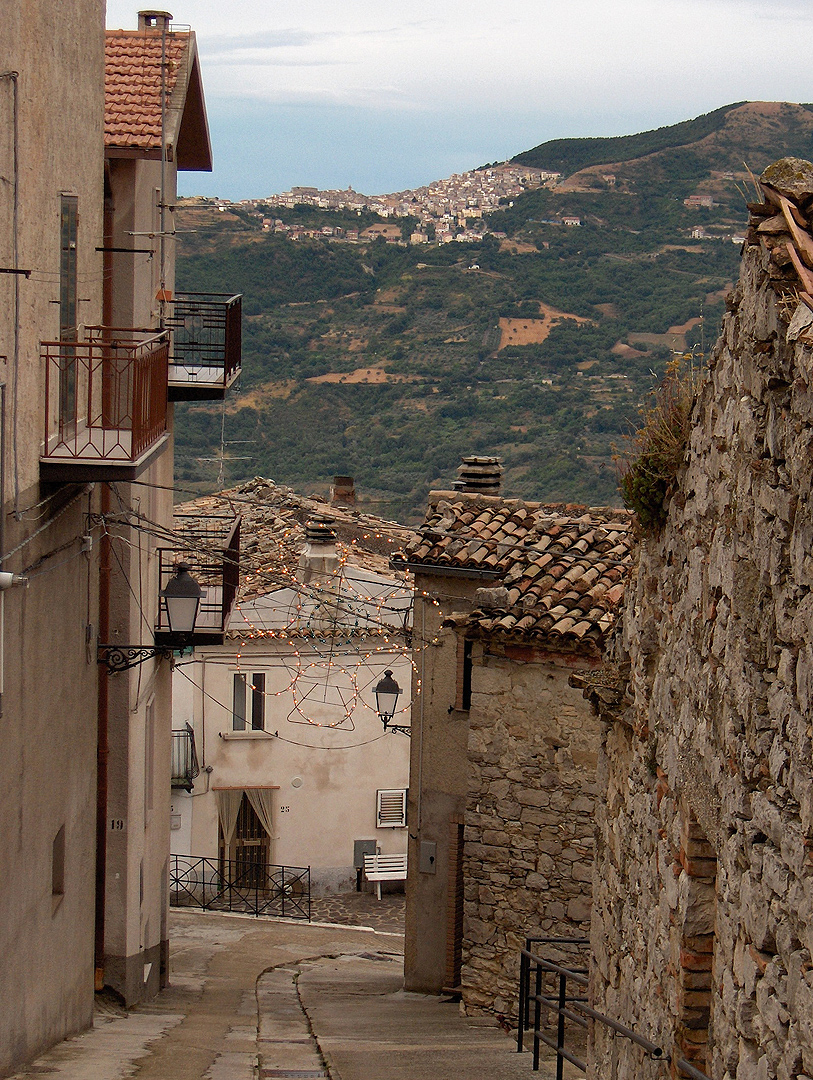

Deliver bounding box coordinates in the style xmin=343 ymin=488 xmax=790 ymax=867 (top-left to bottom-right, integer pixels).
xmin=174 ymin=39 xmax=212 ymax=172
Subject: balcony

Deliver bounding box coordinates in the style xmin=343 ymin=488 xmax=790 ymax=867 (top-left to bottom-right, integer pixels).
xmin=171 ymin=723 xmax=200 ymax=791
xmin=155 ymin=513 xmax=241 ymax=646
xmin=164 ymin=292 xmax=242 ymax=400
xmin=40 ymin=330 xmax=169 ymax=482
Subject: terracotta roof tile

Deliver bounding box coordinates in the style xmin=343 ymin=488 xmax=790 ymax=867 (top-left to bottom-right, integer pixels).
xmin=174 ymin=476 xmax=417 ymax=604
xmin=392 ymin=491 xmax=635 ymax=650
xmin=105 ymin=30 xmax=190 ymax=150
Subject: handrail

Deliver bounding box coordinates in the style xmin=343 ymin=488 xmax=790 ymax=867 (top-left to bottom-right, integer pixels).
xmin=517 ymin=938 xmax=711 ymax=1080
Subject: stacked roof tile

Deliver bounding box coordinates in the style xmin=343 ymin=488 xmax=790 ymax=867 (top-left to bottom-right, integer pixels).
xmin=392 ymin=491 xmax=634 ymax=651
xmin=105 ymin=30 xmax=189 ymax=149
xmin=174 ymin=476 xmax=417 ymax=602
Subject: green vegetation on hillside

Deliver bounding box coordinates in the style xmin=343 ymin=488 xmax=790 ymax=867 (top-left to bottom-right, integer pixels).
xmin=172 ymin=102 xmax=813 ymax=519
xmin=512 ymin=103 xmax=745 ymax=174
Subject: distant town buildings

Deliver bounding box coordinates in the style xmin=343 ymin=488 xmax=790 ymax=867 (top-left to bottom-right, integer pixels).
xmin=212 ymin=164 xmax=561 ymax=245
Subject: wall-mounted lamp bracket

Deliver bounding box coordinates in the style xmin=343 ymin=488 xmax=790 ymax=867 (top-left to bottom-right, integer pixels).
xmin=97 ymin=644 xmax=174 ymax=673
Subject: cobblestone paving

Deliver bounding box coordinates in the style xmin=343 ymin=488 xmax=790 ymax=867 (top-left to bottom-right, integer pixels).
xmin=309 ymin=889 xmax=405 ymax=934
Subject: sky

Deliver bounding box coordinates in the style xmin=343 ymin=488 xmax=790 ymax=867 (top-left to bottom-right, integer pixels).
xmin=105 ymin=0 xmax=813 ymax=201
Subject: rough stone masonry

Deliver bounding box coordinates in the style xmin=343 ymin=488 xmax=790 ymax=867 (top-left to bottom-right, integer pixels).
xmin=587 ymin=158 xmax=813 ymax=1080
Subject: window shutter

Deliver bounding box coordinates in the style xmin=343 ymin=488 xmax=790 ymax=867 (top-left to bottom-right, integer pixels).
xmin=377 ymin=788 xmax=407 ymax=828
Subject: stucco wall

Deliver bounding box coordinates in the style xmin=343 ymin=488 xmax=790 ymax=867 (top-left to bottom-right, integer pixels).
xmin=0 ymin=1 xmax=105 ymax=1073
xmin=590 ymin=231 xmax=813 ymax=1078
xmin=171 ymin=643 xmax=411 ymax=893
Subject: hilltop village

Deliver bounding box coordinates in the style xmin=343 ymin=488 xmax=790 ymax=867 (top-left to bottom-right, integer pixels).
xmin=188 ymin=163 xmax=562 ymax=243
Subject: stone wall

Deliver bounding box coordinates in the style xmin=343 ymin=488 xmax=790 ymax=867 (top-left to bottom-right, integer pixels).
xmin=589 ymin=173 xmax=813 ymax=1080
xmin=462 ymin=644 xmax=600 ymax=1016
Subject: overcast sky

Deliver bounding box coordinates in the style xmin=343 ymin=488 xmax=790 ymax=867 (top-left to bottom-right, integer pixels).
xmin=106 ymin=0 xmax=813 ymax=199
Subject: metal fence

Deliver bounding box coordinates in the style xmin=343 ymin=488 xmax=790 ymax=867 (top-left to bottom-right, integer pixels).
xmin=517 ymin=937 xmax=711 ymax=1080
xmin=42 ymin=330 xmax=168 ymax=464
xmin=170 ymin=854 xmax=311 ymax=920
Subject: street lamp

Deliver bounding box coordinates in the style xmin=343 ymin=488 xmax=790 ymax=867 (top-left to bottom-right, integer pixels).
xmin=99 ymin=563 xmax=204 ymax=672
xmin=160 ymin=563 xmax=203 ymax=636
xmin=374 ymin=669 xmax=410 ymax=735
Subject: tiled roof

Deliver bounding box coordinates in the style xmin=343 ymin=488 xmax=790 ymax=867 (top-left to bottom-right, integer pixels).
xmin=174 ymin=476 xmax=417 ymax=602
xmin=392 ymin=491 xmax=634 ymax=650
xmin=105 ymin=30 xmax=190 ymax=150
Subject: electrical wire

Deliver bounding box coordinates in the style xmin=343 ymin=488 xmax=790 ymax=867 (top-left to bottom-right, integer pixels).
xmin=173 ymin=664 xmax=391 ymax=750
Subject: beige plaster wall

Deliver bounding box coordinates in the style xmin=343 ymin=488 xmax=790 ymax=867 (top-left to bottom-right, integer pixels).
xmin=0 ymin=1 xmax=105 ymax=1073
xmin=171 ymin=643 xmax=411 ymax=893
xmin=404 ymin=576 xmax=481 ymax=994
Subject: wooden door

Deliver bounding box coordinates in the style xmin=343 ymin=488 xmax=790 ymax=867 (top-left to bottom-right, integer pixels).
xmin=221 ymin=794 xmax=270 ymax=889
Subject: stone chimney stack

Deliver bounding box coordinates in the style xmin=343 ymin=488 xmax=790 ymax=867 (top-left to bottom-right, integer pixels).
xmin=454 ymin=456 xmax=503 ymax=496
xmin=298 ymin=515 xmax=339 ymax=586
xmin=138 ymin=10 xmax=173 ymax=30
xmin=331 ymin=475 xmax=356 ymax=507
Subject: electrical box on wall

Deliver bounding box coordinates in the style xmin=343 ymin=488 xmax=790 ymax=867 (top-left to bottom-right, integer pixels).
xmin=419 ymin=841 xmax=437 ymax=873
xmin=354 ymin=839 xmax=377 ymax=869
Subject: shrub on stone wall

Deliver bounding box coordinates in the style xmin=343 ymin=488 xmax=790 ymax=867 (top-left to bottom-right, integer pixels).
xmin=618 ymin=358 xmax=695 ymax=531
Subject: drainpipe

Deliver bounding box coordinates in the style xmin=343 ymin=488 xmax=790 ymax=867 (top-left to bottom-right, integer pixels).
xmin=95 ymin=181 xmax=115 ymax=991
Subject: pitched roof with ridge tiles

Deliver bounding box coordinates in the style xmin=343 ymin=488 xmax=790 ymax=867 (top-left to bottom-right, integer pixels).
xmin=391 ymin=491 xmax=634 ymax=652
xmin=105 ymin=29 xmax=190 ymax=151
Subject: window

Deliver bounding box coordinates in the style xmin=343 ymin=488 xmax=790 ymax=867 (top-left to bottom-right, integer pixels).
xmin=59 ymin=195 xmax=78 ymax=337
xmin=455 ymin=637 xmax=472 ymax=711
xmin=233 ymin=672 xmax=265 ymax=731
xmin=377 ymin=788 xmax=407 ymax=828
xmin=59 ymin=195 xmax=78 ymax=429
xmin=52 ymin=825 xmax=65 ymax=908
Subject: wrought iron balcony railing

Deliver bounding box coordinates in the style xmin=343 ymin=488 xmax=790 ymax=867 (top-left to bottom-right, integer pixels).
xmin=155 ymin=514 xmax=241 ymax=646
xmin=40 ymin=329 xmax=169 ymax=482
xmin=171 ymin=723 xmax=200 ymax=791
xmin=169 ymin=854 xmax=311 ymax=920
xmin=164 ymin=292 xmax=242 ymax=400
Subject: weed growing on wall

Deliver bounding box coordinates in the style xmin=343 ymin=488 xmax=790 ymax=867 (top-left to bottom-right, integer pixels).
xmin=618 ymin=359 xmax=695 ymax=532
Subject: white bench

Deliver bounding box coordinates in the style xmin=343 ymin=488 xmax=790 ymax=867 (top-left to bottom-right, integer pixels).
xmin=363 ymin=852 xmax=408 ymax=900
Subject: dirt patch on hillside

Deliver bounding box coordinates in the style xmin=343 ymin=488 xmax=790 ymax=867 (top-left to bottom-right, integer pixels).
xmin=499 ymin=240 xmax=538 ymax=254
xmin=595 ymin=303 xmax=619 ymax=318
xmin=498 ymin=303 xmax=590 ymax=349
xmin=307 ymin=366 xmax=420 ymax=385
xmin=666 ymin=316 xmax=702 ymax=336
xmin=612 ymin=341 xmax=647 ymax=359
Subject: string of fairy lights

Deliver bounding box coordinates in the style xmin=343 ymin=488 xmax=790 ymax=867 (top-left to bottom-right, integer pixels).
xmin=82 ymin=478 xmax=632 ymax=733
xmin=98 ymin=486 xmax=431 ymax=731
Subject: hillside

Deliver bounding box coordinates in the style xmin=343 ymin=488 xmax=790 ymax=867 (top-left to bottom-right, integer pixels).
xmin=172 ymin=102 xmax=813 ymax=522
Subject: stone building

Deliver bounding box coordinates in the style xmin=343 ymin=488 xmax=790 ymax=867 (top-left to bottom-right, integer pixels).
xmin=586 ymin=159 xmax=813 ymax=1080
xmin=393 ymin=460 xmax=633 ymax=1015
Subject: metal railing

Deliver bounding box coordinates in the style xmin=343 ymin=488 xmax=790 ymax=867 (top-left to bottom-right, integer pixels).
xmin=171 ymin=724 xmax=199 ymax=791
xmin=165 ymin=292 xmax=242 ymax=394
xmin=155 ymin=515 xmax=240 ymax=644
xmin=517 ymin=938 xmax=711 ymax=1080
xmin=170 ymin=854 xmax=311 ymax=920
xmin=42 ymin=330 xmax=168 ymax=464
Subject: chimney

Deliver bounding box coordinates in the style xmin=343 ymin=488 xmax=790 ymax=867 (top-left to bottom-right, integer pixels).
xmin=298 ymin=515 xmax=339 ymax=586
xmin=454 ymin=456 xmax=503 ymax=496
xmin=138 ymin=10 xmax=173 ymax=31
xmin=331 ymin=475 xmax=356 ymax=507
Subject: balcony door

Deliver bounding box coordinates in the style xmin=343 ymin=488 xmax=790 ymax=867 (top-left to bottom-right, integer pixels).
xmin=221 ymin=793 xmax=270 ymax=888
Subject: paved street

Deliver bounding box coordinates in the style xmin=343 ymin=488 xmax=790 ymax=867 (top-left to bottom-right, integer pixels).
xmin=9 ymin=897 xmax=561 ymax=1080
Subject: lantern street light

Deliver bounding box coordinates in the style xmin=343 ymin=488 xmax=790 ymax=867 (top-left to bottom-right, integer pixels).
xmin=374 ymin=669 xmax=410 ymax=735
xmin=99 ymin=563 xmax=204 ymax=672
xmin=160 ymin=563 xmax=203 ymax=637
